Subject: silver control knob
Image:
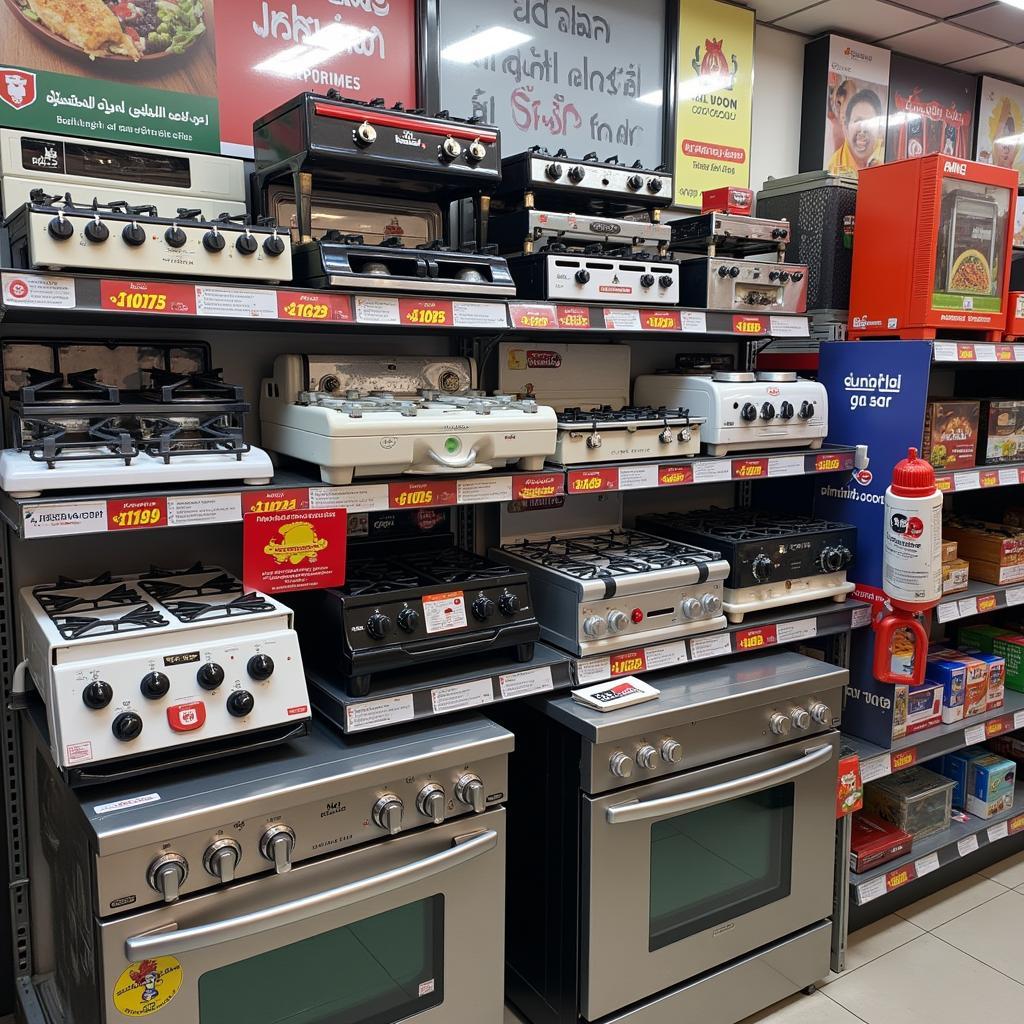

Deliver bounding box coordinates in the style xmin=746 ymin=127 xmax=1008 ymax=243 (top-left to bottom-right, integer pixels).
xmin=660 ymin=739 xmax=683 ymax=764
xmin=203 ymin=838 xmax=242 ymax=883
xmin=659 ymin=427 xmax=674 ymax=444
xmin=455 ymin=774 xmax=486 ymax=813
xmin=372 ymin=794 xmax=405 ymax=835
xmin=681 ymin=597 xmax=703 ymax=620
xmin=609 ymin=751 xmax=634 ymax=778
xmin=584 ymin=615 xmax=608 ymax=638
xmin=417 ymin=783 xmax=446 ymax=824
xmin=769 ymin=713 xmax=791 ymax=737
xmin=586 ymin=432 xmax=602 ymax=449
xmin=810 ymin=702 xmax=832 ymax=725
xmin=790 ymin=708 xmax=811 ymax=731
xmin=636 ymin=745 xmax=658 ymax=769
xmin=441 ymin=136 xmax=463 ymax=161
xmin=147 ymin=852 xmax=188 ymax=903
xmin=260 ymin=824 xmax=296 ymax=873
xmin=702 ymin=592 xmax=723 ymax=615
xmin=355 ymin=121 xmax=377 ymax=145
xmin=467 ymin=139 xmax=488 ymax=163
xmin=607 ymin=610 xmax=629 ymax=634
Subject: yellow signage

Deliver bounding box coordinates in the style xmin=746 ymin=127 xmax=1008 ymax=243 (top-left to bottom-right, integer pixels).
xmin=674 ymin=0 xmax=755 ymax=206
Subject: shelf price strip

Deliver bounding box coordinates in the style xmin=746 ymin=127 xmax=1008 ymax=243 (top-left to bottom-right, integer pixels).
xmin=100 ymin=279 xmax=197 ymax=315
xmin=106 ymin=497 xmax=167 ymax=531
xmin=277 ymin=290 xmax=354 ymax=322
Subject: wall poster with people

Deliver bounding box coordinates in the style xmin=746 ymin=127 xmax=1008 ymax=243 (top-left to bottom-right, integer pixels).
xmin=976 ymin=75 xmax=1024 ymax=175
xmin=821 ymin=35 xmax=889 ymax=176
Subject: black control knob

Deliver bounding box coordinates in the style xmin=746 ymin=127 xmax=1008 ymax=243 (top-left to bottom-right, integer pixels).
xmin=122 ymin=222 xmax=146 ymax=247
xmin=47 ymin=215 xmax=74 ymax=240
xmin=779 ymin=401 xmax=795 ymax=420
xmin=792 ymin=271 xmax=803 ymax=281
xmin=760 ymin=402 xmax=776 ymax=420
xmin=82 ymin=680 xmax=113 ymax=709
xmin=263 ymin=234 xmax=286 ymax=257
xmin=772 ymin=227 xmax=788 ymax=239
xmin=718 ymin=265 xmax=730 ymax=277
xmin=568 ymin=165 xmax=586 ymax=183
xmin=140 ymin=671 xmax=170 ymax=700
xmin=546 ymin=162 xmax=564 ymax=180
xmin=729 ymin=265 xmax=740 ymax=278
xmin=659 ymin=274 xmax=674 ymax=288
xmin=752 ymin=554 xmax=773 ymax=582
xmin=575 ymin=269 xmax=590 ymax=284
xmin=640 ymin=273 xmax=655 ymax=288
xmin=472 ymin=596 xmax=496 ymax=622
xmin=798 ymin=401 xmax=815 ymax=420
xmin=84 ymin=219 xmax=109 ymax=243
xmin=366 ymin=612 xmax=393 ymax=640
xmin=647 ymin=177 xmax=663 ymax=193
xmin=112 ymin=712 xmax=143 ymax=742
xmin=226 ymin=690 xmax=255 ymax=718
xmin=246 ymin=654 xmax=274 ymax=680
xmin=740 ymin=402 xmax=758 ymax=422
xmin=203 ymin=229 xmax=225 ymax=253
xmin=397 ymin=607 xmax=420 ymax=633
xmin=499 ymin=592 xmax=520 ymax=615
xmin=236 ymin=233 xmax=259 ymax=255
xmin=769 ymin=271 xmax=781 ymax=282
xmin=627 ymin=174 xmax=643 ymax=190
xmin=164 ymin=224 xmax=187 ymax=248
xmin=820 ymin=546 xmax=846 ymax=573
xmin=197 ymin=663 xmax=225 ymax=690
xmin=779 ymin=271 xmax=791 ymax=282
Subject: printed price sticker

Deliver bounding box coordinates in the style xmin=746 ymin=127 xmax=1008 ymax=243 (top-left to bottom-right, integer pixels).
xmin=976 ymin=594 xmax=998 ymax=613
xmin=452 ymin=302 xmax=507 ymax=328
xmin=499 ymin=666 xmax=554 ymax=699
xmin=243 ymin=489 xmax=310 ymax=514
xmin=957 ymin=343 xmax=977 ymax=361
xmin=733 ymin=315 xmax=767 ymax=335
xmin=618 ymin=465 xmax=659 ymax=490
xmin=513 ymin=474 xmax=562 ymax=500
xmin=567 ymin=468 xmax=619 ymax=493
xmin=957 ymin=834 xmax=980 ymax=857
xmin=575 ymin=656 xmax=612 ymax=685
xmin=455 ymin=477 xmax=514 ymax=504
xmin=2 ymin=272 xmax=76 ymax=308
xmin=422 ymin=591 xmax=468 ymax=634
xmin=964 ymin=724 xmax=987 ymax=745
xmin=986 ymin=717 xmax=1010 ymax=738
xmin=932 ymin=342 xmax=957 ymax=361
xmin=735 ymin=625 xmax=778 ymax=651
xmin=1014 ymin=344 xmax=1024 ymax=362
xmin=776 ymin=618 xmax=817 ymax=643
xmin=980 ymin=470 xmax=1000 ymax=488
xmin=890 ymin=749 xmax=917 ymax=772
xmin=603 ymin=308 xmax=643 ymax=330
xmin=886 ymin=864 xmax=915 ymax=892
xmin=277 ymin=290 xmax=353 ymax=322
xmin=23 ymin=501 xmax=108 ymax=537
xmin=953 ymin=471 xmax=981 ymax=491
xmin=769 ymin=315 xmax=809 ymax=337
xmin=857 ymin=875 xmax=888 ymax=904
xmin=609 ymin=649 xmax=647 ymax=676
xmin=555 ymin=305 xmax=592 ymax=329
xmin=1010 ymin=814 xmax=1024 ymax=835
xmin=430 ymin=678 xmax=494 ymax=715
xmin=106 ymin=497 xmax=167 ymax=531
xmin=657 ymin=464 xmax=695 ymax=487
xmin=988 ymin=821 xmax=1009 ymax=844
xmin=995 ymin=345 xmax=1015 ymax=362
xmin=100 ymin=280 xmax=196 ymax=315
xmin=510 ymin=303 xmax=557 ymax=329
xmin=860 ymin=755 xmax=892 ymax=783
xmin=915 ymin=852 xmax=940 ymax=877
xmin=1006 ymin=585 xmax=1024 ymax=607
xmin=680 ymin=311 xmax=707 ymax=333
xmin=852 ymin=606 xmax=873 ymax=628
xmin=957 ymin=597 xmax=979 ymax=618
xmin=733 ymin=458 xmax=769 ymax=479
xmin=345 ymin=694 xmax=415 ymax=733
xmin=398 ymin=298 xmax=453 ymax=327
xmin=935 ymin=476 xmax=953 ymax=492
xmin=815 ymin=451 xmax=848 ymax=473
xmin=640 ymin=309 xmax=681 ymax=331
xmin=936 ymin=602 xmax=960 ymax=624
xmin=165 ymin=493 xmax=241 ymax=527
xmin=308 ymin=484 xmax=388 ymax=513
xmin=354 ymin=296 xmax=401 ymax=324
xmin=688 ymin=633 xmax=732 ymax=661
xmin=768 ymin=455 xmax=805 ymax=477
xmin=388 ymin=481 xmax=457 ymax=509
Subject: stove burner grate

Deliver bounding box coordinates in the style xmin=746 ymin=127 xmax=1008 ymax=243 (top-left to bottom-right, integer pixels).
xmin=558 ymin=405 xmax=691 ymax=425
xmin=52 ymin=604 xmax=169 ymax=640
xmin=141 ymin=368 xmax=244 ymax=404
xmin=140 ymin=573 xmax=241 ymax=602
xmin=19 ymin=368 xmax=119 ymax=406
xmin=163 ymin=591 xmax=275 ymax=622
xmin=35 ymin=583 xmax=140 ymax=615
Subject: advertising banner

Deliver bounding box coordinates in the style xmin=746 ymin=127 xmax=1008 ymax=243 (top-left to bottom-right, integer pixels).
xmin=976 ymin=75 xmax=1024 ymax=177
xmin=672 ymin=0 xmax=752 ymax=207
xmin=886 ymin=55 xmax=975 ymax=163
xmin=0 ymin=0 xmax=416 ymax=156
xmin=438 ymin=0 xmax=667 ymax=168
xmin=243 ymin=506 xmax=347 ymax=594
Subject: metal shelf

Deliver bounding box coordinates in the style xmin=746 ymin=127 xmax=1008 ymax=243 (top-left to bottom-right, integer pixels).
xmin=932 ymin=341 xmax=1024 ymax=364
xmin=934 ymin=578 xmax=1024 ymax=627
xmin=934 ymin=461 xmax=1024 ymax=493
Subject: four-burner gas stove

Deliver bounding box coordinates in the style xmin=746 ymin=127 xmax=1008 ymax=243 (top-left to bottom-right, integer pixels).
xmin=492 ymin=530 xmax=728 ymax=657
xmin=552 ymin=405 xmax=702 ymax=464
xmin=18 ymin=565 xmax=310 ymax=782
xmin=636 ymin=510 xmax=857 ymax=623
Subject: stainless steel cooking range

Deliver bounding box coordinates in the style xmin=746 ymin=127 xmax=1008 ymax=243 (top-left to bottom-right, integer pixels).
xmin=496 ymin=650 xmax=844 ymax=1024
xmin=552 ymin=405 xmax=701 ymax=464
xmin=24 ymin=712 xmax=512 ymax=1024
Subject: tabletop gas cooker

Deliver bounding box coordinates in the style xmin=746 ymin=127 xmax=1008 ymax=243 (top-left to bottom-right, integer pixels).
xmin=4 ymin=190 xmax=291 ymax=282
xmin=637 ymin=510 xmax=856 ymax=623
xmin=492 ymin=529 xmax=728 ymax=657
xmin=261 ymin=354 xmax=556 ymax=485
xmin=669 ymin=211 xmax=791 ymax=259
xmin=552 ymin=405 xmax=702 ymax=464
xmin=633 ymin=370 xmax=828 ymax=456
xmin=488 ymin=207 xmax=671 ymax=257
xmin=0 ymin=363 xmax=272 ymax=497
xmin=678 ymin=256 xmax=808 ymax=314
xmin=287 ymin=539 xmax=539 ymax=697
xmin=19 ymin=565 xmax=310 ymax=782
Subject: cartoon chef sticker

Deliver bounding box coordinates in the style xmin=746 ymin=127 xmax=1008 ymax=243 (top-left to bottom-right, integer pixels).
xmin=112 ymin=956 xmax=183 ymax=1015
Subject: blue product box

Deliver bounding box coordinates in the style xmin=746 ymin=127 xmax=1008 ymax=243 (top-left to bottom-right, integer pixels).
xmin=967 ymin=753 xmax=1016 ymax=819
xmin=925 ymin=654 xmax=967 ymax=724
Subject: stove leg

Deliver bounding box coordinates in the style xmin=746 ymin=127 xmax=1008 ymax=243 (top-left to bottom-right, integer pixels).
xmin=515 ymin=642 xmax=535 ymax=663
xmin=833 ymin=593 xmax=849 ymax=603
xmin=517 ymin=456 xmax=546 ymax=471
xmin=346 ymin=675 xmax=372 ymax=698
xmin=726 ymin=611 xmax=745 ymax=624
xmin=802 ymin=985 xmax=817 ymax=996
xmin=319 ymin=466 xmax=355 ymax=485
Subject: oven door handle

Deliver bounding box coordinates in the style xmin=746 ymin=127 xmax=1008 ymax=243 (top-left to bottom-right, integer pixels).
xmin=427 ymin=445 xmax=479 ymax=469
xmin=605 ymin=744 xmax=834 ymax=825
xmin=124 ymin=828 xmax=498 ymax=960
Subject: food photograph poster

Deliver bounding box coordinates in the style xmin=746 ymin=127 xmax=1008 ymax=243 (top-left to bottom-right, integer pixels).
xmin=0 ymin=0 xmax=417 ymax=155
xmin=673 ymin=0 xmax=754 ymax=207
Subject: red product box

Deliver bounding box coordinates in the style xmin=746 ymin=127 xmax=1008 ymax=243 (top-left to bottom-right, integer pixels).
xmin=702 ymin=186 xmax=754 ymax=216
xmin=850 ymin=814 xmax=914 ymax=873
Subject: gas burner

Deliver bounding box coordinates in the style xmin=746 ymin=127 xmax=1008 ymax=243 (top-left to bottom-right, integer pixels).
xmin=141 ymin=369 xmax=243 ymax=404
xmin=34 ymin=583 xmax=140 ymax=615
xmin=20 ymin=416 xmax=138 ymax=468
xmin=139 ymin=572 xmax=241 ymax=602
xmin=163 ymin=590 xmax=275 ymax=622
xmin=337 ymin=561 xmax=425 ymax=596
xmin=557 ymin=405 xmax=691 ymax=425
xmin=19 ymin=368 xmax=119 ymax=406
xmin=137 ymin=416 xmax=248 ymax=463
xmin=52 ymin=603 xmax=169 ymax=640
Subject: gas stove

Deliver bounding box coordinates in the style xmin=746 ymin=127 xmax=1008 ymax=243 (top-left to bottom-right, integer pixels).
xmin=633 ymin=371 xmax=828 ymax=456
xmin=488 ymin=207 xmax=671 ymax=256
xmin=4 ymin=190 xmax=291 ymax=281
xmin=669 ymin=212 xmax=791 ymax=259
xmin=492 ymin=530 xmax=728 ymax=657
xmin=19 ymin=565 xmax=310 ymax=781
xmin=508 ymin=243 xmax=680 ymax=304
xmin=261 ymin=354 xmax=556 ymax=485
xmin=286 ymin=539 xmax=538 ymax=696
xmin=0 ymin=361 xmax=272 ymax=497
xmin=637 ymin=510 xmax=856 ymax=623
xmin=552 ymin=405 xmax=702 ymax=464
xmin=678 ymin=256 xmax=808 ymax=313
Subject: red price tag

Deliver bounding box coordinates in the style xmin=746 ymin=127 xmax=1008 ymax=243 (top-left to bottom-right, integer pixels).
xmin=641 ymin=309 xmax=681 ymax=331
xmin=657 ymin=464 xmax=695 ymax=487
xmin=733 ymin=457 xmax=769 ymax=479
xmin=936 ymin=476 xmax=953 ymax=492
xmin=398 ymin=298 xmax=453 ymax=328
xmin=977 ymin=594 xmax=998 ymax=613
xmin=996 ymin=345 xmax=1015 ymax=361
xmin=886 ymin=864 xmax=916 ymax=892
xmin=106 ymin=497 xmax=167 ymax=531
xmin=388 ymin=480 xmax=456 ymax=509
xmin=510 ymin=303 xmax=556 ymax=329
xmin=243 ymin=507 xmax=347 ymax=595
xmin=277 ymin=290 xmax=353 ymax=322
xmin=242 ymin=489 xmax=310 ymax=515
xmin=1010 ymin=814 xmax=1024 ymax=835
xmin=100 ymin=280 xmax=196 ymax=315
xmin=512 ymin=473 xmax=562 ymax=500
xmin=567 ymin=468 xmax=620 ymax=493
xmin=732 ymin=315 xmax=767 ymax=335
xmin=957 ymin=343 xmax=977 ymax=361
xmin=986 ymin=717 xmax=1010 ymax=738
xmin=814 ymin=452 xmax=845 ymax=472
xmin=556 ymin=305 xmax=592 ymax=329
xmin=610 ymin=649 xmax=647 ymax=676
xmin=735 ymin=625 xmax=778 ymax=651
xmin=890 ymin=749 xmax=917 ymax=772
xmin=980 ymin=470 xmax=1000 ymax=488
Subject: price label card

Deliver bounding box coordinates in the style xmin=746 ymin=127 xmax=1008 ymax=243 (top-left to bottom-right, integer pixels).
xmin=100 ymin=279 xmax=196 ymax=315
xmin=242 ymin=489 xmax=310 ymax=515
xmin=886 ymin=865 xmax=915 ymax=892
xmin=957 ymin=597 xmax=979 ymax=619
xmin=776 ymin=617 xmax=817 ymax=643
xmin=957 ymin=343 xmax=977 ymax=361
xmin=197 ymin=286 xmax=279 ymax=319
xmin=986 ymin=717 xmax=1010 ymax=739
xmin=388 ymin=480 xmax=456 ymax=509
xmin=512 ymin=473 xmax=562 ymax=500
xmin=693 ymin=459 xmax=733 ymax=484
xmin=1014 ymin=710 xmax=1024 ymax=730
xmin=640 ymin=309 xmax=681 ymax=331
xmin=733 ymin=458 xmax=769 ymax=479
xmin=345 ymin=694 xmax=415 ymax=733
xmin=953 ymin=471 xmax=981 ymax=491
xmin=976 ymin=594 xmax=998 ymax=613
xmin=609 ymin=649 xmax=647 ymax=676
xmin=567 ymin=468 xmax=619 ymax=494
xmin=890 ymin=749 xmax=917 ymax=772
xmin=680 ymin=310 xmax=707 ymax=333
xmin=852 ymin=606 xmax=873 ymax=629
xmin=735 ymin=625 xmax=778 ymax=652
xmin=165 ymin=493 xmax=241 ymax=527
xmin=308 ymin=484 xmax=389 ymax=513
xmin=1014 ymin=345 xmax=1024 ymax=362
xmin=957 ymin=834 xmax=980 ymax=858
xmin=688 ymin=633 xmax=733 ymax=661
xmin=2 ymin=272 xmax=76 ymax=308
xmin=243 ymin=507 xmax=347 ymax=596
xmin=857 ymin=875 xmax=889 ymax=905
xmin=106 ymin=497 xmax=167 ymax=532
xmin=644 ymin=640 xmax=689 ymax=672
xmin=452 ymin=301 xmax=507 ymax=328
xmin=980 ymin=470 xmax=1000 ymax=488
xmin=932 ymin=342 xmax=957 ymax=361
xmin=510 ymin=303 xmax=557 ymax=329
xmin=769 ymin=315 xmax=809 ymax=337
xmin=733 ymin=315 xmax=768 ymax=335
xmin=936 ymin=602 xmax=960 ymax=623
xmin=499 ymin=666 xmax=554 ymax=699
xmin=815 ymin=451 xmax=848 ymax=473
xmin=1005 ymin=585 xmax=1024 ymax=607
xmin=603 ymin=308 xmax=643 ymax=330
xmin=22 ymin=501 xmax=108 ymax=537
xmin=354 ymin=296 xmax=401 ymax=324
xmin=915 ymin=852 xmax=940 ymax=877
xmin=768 ymin=455 xmax=806 ymax=477
xmin=398 ymin=298 xmax=453 ymax=328
xmin=575 ymin=656 xmax=612 ymax=686
xmin=455 ymin=477 xmax=514 ymax=504
xmin=860 ymin=755 xmax=892 ymax=783
xmin=555 ymin=305 xmax=592 ymax=329
xmin=995 ymin=345 xmax=1015 ymax=362
xmin=977 ymin=345 xmax=998 ymax=362
xmin=277 ymin=290 xmax=353 ymax=322
xmin=657 ymin=464 xmax=695 ymax=488
xmin=964 ymin=724 xmax=987 ymax=745
xmin=988 ymin=821 xmax=1009 ymax=843
xmin=999 ymin=468 xmax=1022 ymax=487
xmin=618 ymin=465 xmax=659 ymax=490
xmin=430 ymin=678 xmax=494 ymax=715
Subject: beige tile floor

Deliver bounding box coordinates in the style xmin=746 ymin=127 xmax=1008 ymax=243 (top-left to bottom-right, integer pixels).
xmin=504 ymin=849 xmax=1024 ymax=1024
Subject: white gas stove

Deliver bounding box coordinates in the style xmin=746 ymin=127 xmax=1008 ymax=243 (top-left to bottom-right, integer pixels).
xmin=261 ymin=355 xmax=557 ymax=484
xmin=633 ymin=370 xmax=828 ymax=456
xmin=19 ymin=566 xmax=310 ymax=778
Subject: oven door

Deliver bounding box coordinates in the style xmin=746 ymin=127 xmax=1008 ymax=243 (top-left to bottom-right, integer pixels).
xmin=95 ymin=811 xmax=505 ymax=1024
xmin=581 ymin=736 xmax=838 ymax=1021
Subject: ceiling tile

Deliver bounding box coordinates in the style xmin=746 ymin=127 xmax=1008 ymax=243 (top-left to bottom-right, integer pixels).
xmin=953 ymin=6 xmax=1024 ymax=44
xmin=878 ymin=21 xmax=1003 ymax=61
xmin=774 ymin=0 xmax=935 ymax=39
xmin=949 ymin=43 xmax=1024 ymax=80
xmin=746 ymin=0 xmax=823 ymax=22
xmin=897 ymin=0 xmax=994 ymax=14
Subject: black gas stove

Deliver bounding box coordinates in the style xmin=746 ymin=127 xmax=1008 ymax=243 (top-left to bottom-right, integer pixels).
xmin=285 ymin=540 xmax=539 ymax=697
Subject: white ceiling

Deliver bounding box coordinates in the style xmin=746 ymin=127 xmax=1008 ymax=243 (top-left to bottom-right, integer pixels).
xmin=745 ymin=0 xmax=1024 ymax=83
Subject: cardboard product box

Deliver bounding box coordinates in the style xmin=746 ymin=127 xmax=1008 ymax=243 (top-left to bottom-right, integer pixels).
xmin=923 ymin=400 xmax=980 ymax=470
xmin=863 ymin=767 xmax=955 ymax=839
xmin=843 ymin=676 xmax=943 ymax=746
xmin=942 ymin=558 xmax=970 ymax=595
xmin=943 ymin=521 xmax=1024 ymax=568
xmin=926 ymin=651 xmax=989 ymax=719
xmin=850 ymin=813 xmax=913 ymax=873
xmin=992 ymin=634 xmax=1024 ymax=692
xmin=931 ymin=748 xmax=986 ymax=810
xmin=926 ymin=652 xmax=967 ymax=723
xmin=941 ymin=540 xmax=959 ymax=563
xmin=965 ymin=752 xmax=1016 ymax=819
xmin=988 ymin=734 xmax=1024 ymax=765
xmin=968 ymin=559 xmax=1024 ymax=586
xmin=979 ymin=400 xmax=1024 ymax=465
xmin=959 ymin=648 xmax=1006 ymax=711
xmin=957 ymin=623 xmax=1013 ymax=653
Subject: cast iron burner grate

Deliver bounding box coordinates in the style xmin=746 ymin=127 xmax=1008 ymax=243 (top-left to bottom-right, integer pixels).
xmin=51 ymin=604 xmax=169 ymax=640
xmin=35 ymin=583 xmax=141 ymax=615
xmin=557 ymin=405 xmax=691 ymax=425
xmin=163 ymin=591 xmax=275 ymax=622
xmin=139 ymin=573 xmax=241 ymax=602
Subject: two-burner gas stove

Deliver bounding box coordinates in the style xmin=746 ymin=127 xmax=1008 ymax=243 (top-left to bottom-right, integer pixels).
xmin=637 ymin=510 xmax=856 ymax=623
xmin=492 ymin=530 xmax=728 ymax=657
xmin=18 ymin=565 xmax=310 ymax=783
xmin=261 ymin=354 xmax=556 ymax=484
xmin=552 ymin=405 xmax=702 ymax=464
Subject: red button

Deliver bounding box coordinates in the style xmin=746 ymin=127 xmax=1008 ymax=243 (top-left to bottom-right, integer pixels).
xmin=631 ymin=608 xmax=644 ymax=623
xmin=167 ymin=701 xmax=206 ymax=732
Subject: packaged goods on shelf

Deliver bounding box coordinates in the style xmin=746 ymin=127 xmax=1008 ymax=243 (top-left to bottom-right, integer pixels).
xmin=957 ymin=623 xmax=1014 ymax=652
xmin=978 ymin=400 xmax=1024 ymax=464
xmin=843 ymin=676 xmax=943 ymax=746
xmin=941 ymin=540 xmax=959 ymax=563
xmin=992 ymin=634 xmax=1024 ymax=691
xmin=927 ymin=650 xmax=991 ymax=719
xmin=926 ymin=652 xmax=967 ymax=723
xmin=863 ymin=766 xmax=956 ymax=840
xmin=937 ymin=749 xmax=1016 ymax=818
xmin=987 ymin=733 xmax=1024 ymax=765
xmin=942 ymin=558 xmax=970 ymax=595
xmin=922 ymin=400 xmax=980 ymax=471
xmin=942 ymin=520 xmax=1024 ymax=585
xmin=929 ymin=748 xmax=985 ymax=811
xmin=850 ymin=813 xmax=913 ymax=873
xmin=959 ymin=649 xmax=1007 ymax=710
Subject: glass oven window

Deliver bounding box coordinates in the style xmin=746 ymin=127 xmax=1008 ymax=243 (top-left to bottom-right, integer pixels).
xmin=198 ymin=895 xmax=444 ymax=1023
xmin=648 ymin=784 xmax=794 ymax=952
